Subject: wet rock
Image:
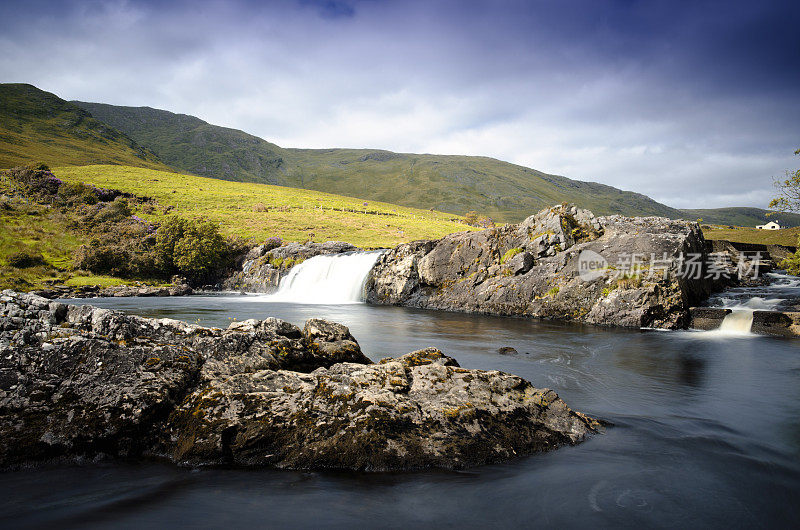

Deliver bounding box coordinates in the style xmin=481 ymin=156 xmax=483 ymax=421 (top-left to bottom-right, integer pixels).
xmin=689 ymin=307 xmax=731 ymax=330
xmin=367 ymin=204 xmax=730 ymax=329
xmin=751 ymin=311 xmax=800 ymax=337
xmin=497 ymin=346 xmax=519 ymax=355
xmin=0 ymin=291 xmax=599 ymax=471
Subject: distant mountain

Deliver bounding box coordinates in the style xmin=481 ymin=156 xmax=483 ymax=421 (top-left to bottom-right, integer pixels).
xmin=75 ymin=101 xmax=683 ymax=222
xmin=0 ymin=84 xmax=168 ymax=171
xmin=75 ymin=102 xmax=285 ymax=184
xmin=0 ymin=88 xmax=771 ymax=227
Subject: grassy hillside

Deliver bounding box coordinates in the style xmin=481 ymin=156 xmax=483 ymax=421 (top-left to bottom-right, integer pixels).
xmin=0 ymin=192 xmax=131 ymax=291
xmin=53 ymin=165 xmax=477 ymax=248
xmin=74 ymin=101 xmax=684 ymax=223
xmin=680 ymin=207 xmax=800 ymax=228
xmin=702 ymin=226 xmax=799 ymax=247
xmin=0 ymin=84 xmax=169 ymax=171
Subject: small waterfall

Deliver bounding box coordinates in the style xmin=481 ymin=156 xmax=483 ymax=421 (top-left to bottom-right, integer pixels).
xmin=261 ymin=251 xmax=383 ymax=304
xmin=719 ymin=309 xmax=754 ymax=333
xmin=704 ymin=274 xmax=795 ymax=335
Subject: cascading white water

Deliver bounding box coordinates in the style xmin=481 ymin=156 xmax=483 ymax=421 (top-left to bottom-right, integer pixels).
xmin=709 ymin=288 xmax=787 ymax=335
xmin=719 ymin=309 xmax=755 ymax=333
xmin=261 ymin=251 xmax=383 ymax=304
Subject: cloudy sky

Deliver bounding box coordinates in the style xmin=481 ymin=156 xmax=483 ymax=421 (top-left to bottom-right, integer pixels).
xmin=1 ymin=0 xmax=798 ymax=209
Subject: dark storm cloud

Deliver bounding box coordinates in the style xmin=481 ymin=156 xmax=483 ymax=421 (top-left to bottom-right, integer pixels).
xmin=0 ymin=0 xmax=798 ymax=208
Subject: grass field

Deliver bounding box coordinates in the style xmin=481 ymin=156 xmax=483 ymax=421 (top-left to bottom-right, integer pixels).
xmin=53 ymin=165 xmax=478 ymax=248
xmin=703 ymin=226 xmax=800 ymax=247
xmin=0 ymin=194 xmax=144 ymax=290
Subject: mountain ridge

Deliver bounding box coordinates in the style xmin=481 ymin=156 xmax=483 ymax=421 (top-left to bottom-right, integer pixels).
xmin=0 ymin=84 xmax=168 ymax=171
xmin=0 ymin=82 xmax=789 ymax=227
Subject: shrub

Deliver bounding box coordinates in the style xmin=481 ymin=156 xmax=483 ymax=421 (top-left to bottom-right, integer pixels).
xmin=73 ymin=245 xmax=130 ymax=276
xmin=264 ymin=236 xmax=283 ymax=251
xmin=58 ymin=182 xmax=99 ymax=205
xmin=89 ymin=197 xmax=132 ymax=225
xmin=6 ymin=251 xmax=46 ymax=268
xmin=463 ymin=211 xmax=480 ymax=226
xmin=780 ymin=237 xmax=800 ymax=275
xmin=155 ymin=216 xmax=231 ymax=283
xmin=3 ymin=164 xmax=62 ymax=196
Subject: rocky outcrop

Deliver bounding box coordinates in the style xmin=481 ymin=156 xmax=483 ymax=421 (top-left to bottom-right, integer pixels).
xmin=31 ymin=283 xmax=193 ymax=300
xmin=751 ymin=311 xmax=800 ymax=337
xmin=223 ymin=241 xmax=359 ymax=293
xmin=0 ymin=291 xmax=599 ymax=470
xmin=366 ymin=204 xmax=729 ymax=329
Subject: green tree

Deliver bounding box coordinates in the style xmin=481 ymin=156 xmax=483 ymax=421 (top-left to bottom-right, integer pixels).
xmin=770 ymin=149 xmax=800 ymax=275
xmin=173 ymin=221 xmax=227 ymax=281
xmin=155 ymin=216 xmax=229 ymax=283
xmin=768 ymin=148 xmax=800 ymax=213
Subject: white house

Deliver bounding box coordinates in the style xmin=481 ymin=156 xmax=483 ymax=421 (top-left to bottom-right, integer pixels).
xmin=756 ymin=221 xmax=781 ymax=230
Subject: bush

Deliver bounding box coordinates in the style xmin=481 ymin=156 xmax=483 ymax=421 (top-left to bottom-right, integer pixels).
xmin=6 ymin=251 xmax=46 ymax=268
xmin=93 ymin=197 xmax=132 ymax=223
xmin=780 ymin=237 xmax=800 ymax=275
xmin=463 ymin=211 xmax=479 ymax=226
xmin=264 ymin=236 xmax=283 ymax=251
xmin=3 ymin=164 xmax=62 ymax=197
xmin=156 ymin=216 xmax=231 ymax=283
xmin=73 ymin=245 xmax=130 ymax=276
xmin=58 ymin=182 xmax=99 ymax=205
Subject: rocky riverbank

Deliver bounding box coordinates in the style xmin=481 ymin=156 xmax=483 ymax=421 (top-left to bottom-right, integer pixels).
xmin=0 ymin=291 xmax=600 ymax=470
xmin=31 ymin=283 xmax=194 ymax=300
xmin=366 ymin=204 xmax=731 ymax=329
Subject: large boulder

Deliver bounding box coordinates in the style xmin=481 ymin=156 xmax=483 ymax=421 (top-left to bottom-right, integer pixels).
xmin=0 ymin=291 xmax=599 ymax=470
xmin=367 ymin=204 xmax=729 ymax=329
xmin=163 ymin=347 xmax=599 ymax=470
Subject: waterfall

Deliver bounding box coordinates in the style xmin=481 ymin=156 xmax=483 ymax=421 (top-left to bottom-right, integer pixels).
xmin=261 ymin=251 xmax=383 ymax=304
xmin=719 ymin=309 xmax=754 ymax=333
xmin=704 ymin=276 xmax=792 ymax=335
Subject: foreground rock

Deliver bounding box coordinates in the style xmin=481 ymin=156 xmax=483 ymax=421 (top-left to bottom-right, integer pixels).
xmin=367 ymin=204 xmax=730 ymax=329
xmin=0 ymin=291 xmax=599 ymax=470
xmin=223 ymin=241 xmax=358 ymax=293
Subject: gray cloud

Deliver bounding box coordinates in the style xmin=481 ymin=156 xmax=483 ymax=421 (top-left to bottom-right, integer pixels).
xmin=0 ymin=0 xmax=798 ymax=209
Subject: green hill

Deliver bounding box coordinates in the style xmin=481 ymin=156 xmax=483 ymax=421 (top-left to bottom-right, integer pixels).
xmin=78 ymin=99 xmax=791 ymax=227
xmin=0 ymin=84 xmax=169 ymax=171
xmin=75 ymin=101 xmax=684 ymax=222
xmin=679 ymin=207 xmax=800 ymax=228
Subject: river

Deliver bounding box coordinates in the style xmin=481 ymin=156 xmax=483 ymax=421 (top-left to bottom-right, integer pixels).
xmin=1 ymin=289 xmax=798 ymax=527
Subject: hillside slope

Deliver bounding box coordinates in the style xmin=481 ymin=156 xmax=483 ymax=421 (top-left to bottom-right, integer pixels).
xmin=77 ymin=102 xmax=285 ymax=184
xmin=73 ymin=98 xmax=786 ymax=226
xmin=0 ymin=84 xmax=169 ymax=170
xmin=75 ymin=101 xmax=683 ymax=222
xmin=679 ymin=207 xmax=800 ymax=228
xmin=53 ymin=165 xmax=476 ymax=248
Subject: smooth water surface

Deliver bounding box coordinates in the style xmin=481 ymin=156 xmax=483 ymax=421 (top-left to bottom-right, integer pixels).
xmin=2 ymin=295 xmax=799 ymax=528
